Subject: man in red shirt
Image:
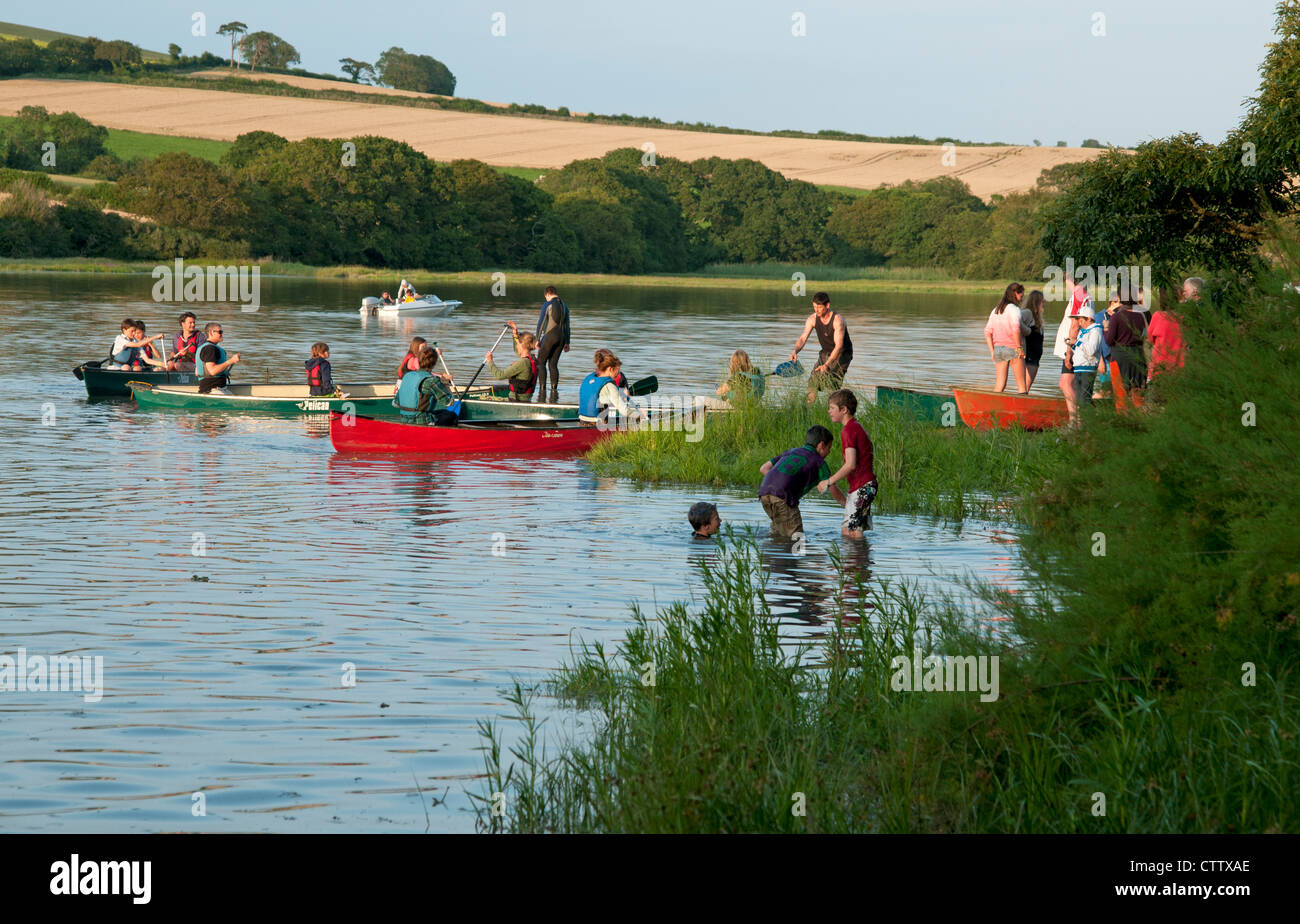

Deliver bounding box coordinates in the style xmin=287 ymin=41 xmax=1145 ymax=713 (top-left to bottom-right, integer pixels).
xmin=819 ymin=389 xmax=877 ymax=538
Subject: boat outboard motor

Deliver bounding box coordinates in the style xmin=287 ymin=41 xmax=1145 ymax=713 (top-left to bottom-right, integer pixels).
xmin=361 ymin=296 xmax=382 ymax=316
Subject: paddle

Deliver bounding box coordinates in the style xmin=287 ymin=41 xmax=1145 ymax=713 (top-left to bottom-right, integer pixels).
xmin=434 ymin=341 xmax=458 ymax=391
xmin=628 ymin=375 xmax=658 ymax=396
xmin=450 ymin=325 xmax=510 ymax=415
xmin=767 ymin=360 xmax=805 ymax=377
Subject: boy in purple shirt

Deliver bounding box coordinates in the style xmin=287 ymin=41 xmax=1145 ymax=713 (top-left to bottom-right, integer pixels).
xmin=758 ymin=425 xmax=845 ymax=540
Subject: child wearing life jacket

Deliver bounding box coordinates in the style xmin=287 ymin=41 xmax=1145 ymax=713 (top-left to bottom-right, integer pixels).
xmin=716 ymin=349 xmax=765 ymax=402
xmin=485 ymin=329 xmax=539 ymax=401
xmin=134 ymin=321 xmax=167 ymax=369
xmin=593 ymin=348 xmax=633 ymax=395
xmin=108 ymin=318 xmax=162 ymax=370
xmin=395 ymin=336 xmax=427 ymax=391
xmin=579 ymin=351 xmax=637 ymax=425
xmin=305 ymin=342 xmax=337 ymax=396
xmin=393 ymin=346 xmax=454 ymax=424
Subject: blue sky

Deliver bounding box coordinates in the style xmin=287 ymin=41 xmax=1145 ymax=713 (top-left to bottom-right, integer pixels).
xmin=29 ymin=0 xmax=1279 ymax=146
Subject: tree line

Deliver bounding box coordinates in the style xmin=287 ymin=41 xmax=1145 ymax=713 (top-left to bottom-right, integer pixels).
xmin=0 ymin=109 xmax=1064 ymax=276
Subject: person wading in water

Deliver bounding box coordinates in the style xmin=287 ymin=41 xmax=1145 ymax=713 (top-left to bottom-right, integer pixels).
xmin=534 ymin=285 xmax=571 ymax=404
xmin=789 ymin=292 xmax=853 ymax=403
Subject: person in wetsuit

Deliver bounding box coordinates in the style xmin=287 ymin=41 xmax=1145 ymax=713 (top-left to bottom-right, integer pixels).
xmin=534 ymin=285 xmax=571 ymax=404
xmin=789 ymin=291 xmax=853 ymax=403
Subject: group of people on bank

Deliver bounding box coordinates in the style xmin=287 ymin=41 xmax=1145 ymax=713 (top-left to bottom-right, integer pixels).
xmin=983 ymin=275 xmax=1193 ymax=422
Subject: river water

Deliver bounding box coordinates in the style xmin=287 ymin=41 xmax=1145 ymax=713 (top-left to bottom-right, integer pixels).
xmin=0 ymin=273 xmax=1023 ymax=832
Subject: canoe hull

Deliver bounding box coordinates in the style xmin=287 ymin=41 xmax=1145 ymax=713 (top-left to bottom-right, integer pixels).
xmin=130 ymin=382 xmax=402 ymax=415
xmin=875 ymin=385 xmax=956 ymax=425
xmin=76 ymin=362 xmax=196 ymax=397
xmin=329 ymin=412 xmax=610 ymax=455
xmin=951 ymin=387 xmax=1068 ymax=430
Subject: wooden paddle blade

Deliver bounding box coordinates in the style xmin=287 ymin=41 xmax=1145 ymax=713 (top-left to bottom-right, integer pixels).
xmin=629 ymin=375 xmax=659 ymax=396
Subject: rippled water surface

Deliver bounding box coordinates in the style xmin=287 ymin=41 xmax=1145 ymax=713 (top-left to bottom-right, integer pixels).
xmin=0 ymin=274 xmax=1023 ymax=832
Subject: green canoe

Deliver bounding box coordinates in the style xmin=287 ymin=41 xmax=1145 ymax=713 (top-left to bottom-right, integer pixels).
xmin=875 ymin=385 xmax=958 ymax=425
xmin=129 ymin=381 xmax=566 ymax=418
xmin=457 ymin=396 xmax=579 ymax=422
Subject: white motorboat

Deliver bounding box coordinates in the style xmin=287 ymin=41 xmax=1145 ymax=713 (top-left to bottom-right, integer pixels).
xmin=360 ymin=295 xmax=462 ymax=317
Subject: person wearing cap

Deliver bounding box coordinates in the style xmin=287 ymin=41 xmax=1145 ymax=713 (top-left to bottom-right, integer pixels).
xmin=1105 ymin=287 xmax=1148 ymax=392
xmin=1069 ymin=308 xmax=1106 ymax=423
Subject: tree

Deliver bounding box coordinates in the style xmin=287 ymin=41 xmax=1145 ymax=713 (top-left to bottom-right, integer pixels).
xmin=238 ymin=32 xmax=300 ymax=71
xmin=220 ymin=131 xmax=289 ymax=170
xmin=1040 ymin=2 xmax=1300 ymax=284
xmin=1080 ymin=138 xmax=1103 ymax=148
xmin=116 ymin=152 xmax=249 ymax=239
xmin=375 ymin=47 xmax=456 ymax=95
xmin=0 ymin=38 xmax=43 ymax=76
xmin=234 ymin=136 xmax=473 ymax=267
xmin=0 ymin=106 xmax=109 ymax=173
xmin=538 ymin=150 xmax=692 ymax=272
xmin=92 ymin=40 xmax=142 ymax=69
xmin=447 ymin=159 xmax=549 ymax=266
xmin=42 ymin=37 xmax=97 ymax=72
xmin=168 ymin=43 xmax=182 ymax=62
xmin=217 ymin=22 xmax=247 ymax=68
xmin=338 ymin=57 xmax=375 ymax=83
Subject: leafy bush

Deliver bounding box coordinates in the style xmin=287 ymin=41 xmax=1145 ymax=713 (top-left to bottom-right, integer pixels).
xmin=0 ymin=106 xmax=110 ymax=173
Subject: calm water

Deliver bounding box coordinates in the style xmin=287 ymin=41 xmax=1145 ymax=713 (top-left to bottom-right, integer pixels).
xmin=0 ymin=274 xmax=1022 ymax=832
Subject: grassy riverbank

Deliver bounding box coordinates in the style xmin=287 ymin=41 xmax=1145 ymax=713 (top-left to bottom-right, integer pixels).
xmin=0 ymin=257 xmax=1006 ymax=295
xmin=476 ymin=267 xmax=1300 ymax=833
xmin=588 ymin=388 xmax=1062 ymax=521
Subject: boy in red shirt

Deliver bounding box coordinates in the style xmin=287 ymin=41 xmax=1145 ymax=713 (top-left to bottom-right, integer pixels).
xmin=819 ymin=389 xmax=877 ymax=538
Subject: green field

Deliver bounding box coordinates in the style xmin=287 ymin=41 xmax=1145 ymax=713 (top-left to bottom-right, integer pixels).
xmin=102 ymin=127 xmax=230 ymax=162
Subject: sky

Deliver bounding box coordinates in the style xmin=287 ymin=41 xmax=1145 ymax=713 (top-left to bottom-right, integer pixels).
xmin=22 ymin=0 xmax=1281 ymax=147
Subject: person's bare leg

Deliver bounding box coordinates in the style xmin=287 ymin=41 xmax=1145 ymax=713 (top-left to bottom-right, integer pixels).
xmin=993 ymin=361 xmax=1009 ymax=392
xmin=1059 ymin=372 xmax=1077 ymax=422
xmin=1025 ymin=364 xmax=1038 ymax=391
xmin=1012 ymin=358 xmax=1029 ymax=393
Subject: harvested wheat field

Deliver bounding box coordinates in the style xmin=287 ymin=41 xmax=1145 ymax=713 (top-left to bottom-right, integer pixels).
xmin=0 ymin=78 xmax=1106 ymax=199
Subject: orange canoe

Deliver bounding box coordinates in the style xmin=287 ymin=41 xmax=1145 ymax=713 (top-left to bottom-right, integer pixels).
xmin=950 ymin=387 xmax=1069 ymax=430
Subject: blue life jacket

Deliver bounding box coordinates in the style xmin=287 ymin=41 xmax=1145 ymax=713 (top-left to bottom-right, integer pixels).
xmin=740 ymin=371 xmax=765 ymax=398
xmin=197 ymin=343 xmax=227 ymax=376
xmin=579 ymin=373 xmax=614 ymax=418
xmin=395 ymin=370 xmax=432 ymax=418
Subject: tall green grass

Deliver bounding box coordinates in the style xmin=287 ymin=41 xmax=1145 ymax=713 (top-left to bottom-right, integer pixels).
xmin=478 ymin=248 xmax=1300 ymax=833
xmin=587 ymin=386 xmax=1064 ymax=521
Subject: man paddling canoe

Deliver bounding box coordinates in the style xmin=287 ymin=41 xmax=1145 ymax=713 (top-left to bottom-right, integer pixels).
xmin=789 ymin=291 xmax=853 ymax=403
xmin=195 ymin=322 xmax=240 ymax=394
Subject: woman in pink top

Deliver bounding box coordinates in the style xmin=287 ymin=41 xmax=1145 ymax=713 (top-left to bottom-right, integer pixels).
xmin=983 ymin=282 xmax=1028 ymax=393
xmin=1147 ymin=290 xmax=1186 ymax=382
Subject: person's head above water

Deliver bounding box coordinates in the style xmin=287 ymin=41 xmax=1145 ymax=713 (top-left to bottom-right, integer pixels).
xmin=688 ymin=502 xmax=720 ymax=537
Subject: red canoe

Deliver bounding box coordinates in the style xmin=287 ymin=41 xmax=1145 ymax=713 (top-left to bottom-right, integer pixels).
xmin=328 ymin=411 xmax=613 ymax=455
xmin=950 ymin=387 xmax=1068 ymax=430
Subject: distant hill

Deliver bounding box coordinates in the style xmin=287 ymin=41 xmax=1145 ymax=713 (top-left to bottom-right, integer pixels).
xmin=0 ymin=20 xmax=169 ymax=62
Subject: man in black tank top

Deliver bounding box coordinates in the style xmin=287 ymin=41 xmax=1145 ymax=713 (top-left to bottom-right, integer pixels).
xmin=790 ymin=292 xmax=853 ymax=402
